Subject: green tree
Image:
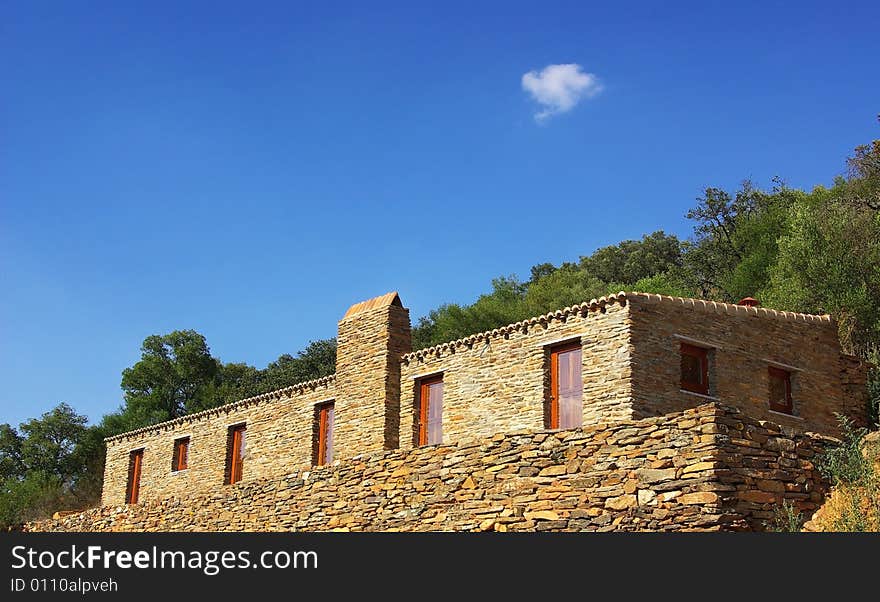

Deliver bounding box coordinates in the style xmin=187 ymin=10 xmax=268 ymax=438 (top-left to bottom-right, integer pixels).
xmin=0 ymin=404 xmax=102 ymax=529
xmin=412 ymin=276 xmax=529 ymax=349
xmin=19 ymin=403 xmax=91 ymax=484
xmin=579 ymin=231 xmax=683 ymax=285
xmin=764 ymin=185 xmax=880 ymax=355
xmin=523 ymin=265 xmax=616 ymax=316
xmin=259 ymin=339 xmax=337 ymax=393
xmin=120 ymin=330 xmax=222 ymax=423
xmin=0 ymin=424 xmax=24 ymax=480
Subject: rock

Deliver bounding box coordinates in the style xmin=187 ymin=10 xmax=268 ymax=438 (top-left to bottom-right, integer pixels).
xmin=524 ymin=510 xmax=560 ymax=521
xmin=605 ymin=495 xmax=637 ymax=510
xmin=681 ymin=462 xmax=715 ymax=475
xmin=637 ymin=490 xmax=657 ymax=506
xmin=538 ymin=465 xmax=567 ymax=477
xmin=757 ymin=479 xmax=786 ymax=493
xmin=461 ymin=476 xmax=476 ymax=489
xmin=677 ymin=492 xmax=720 ymax=505
xmin=660 ymin=490 xmax=682 ymax=502
xmin=635 ymin=468 xmax=676 ymax=484
xmin=739 ymin=490 xmax=777 ymax=504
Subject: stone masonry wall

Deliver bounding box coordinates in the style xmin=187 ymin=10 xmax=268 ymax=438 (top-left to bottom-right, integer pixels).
xmin=335 ymin=295 xmax=412 ymax=456
xmin=626 ymin=293 xmax=867 ymax=436
xmin=840 ymin=354 xmax=871 ymax=427
xmin=399 ymin=295 xmax=632 ymax=450
xmin=36 ymin=404 xmax=832 ymax=532
xmin=101 ymin=376 xmax=335 ymax=506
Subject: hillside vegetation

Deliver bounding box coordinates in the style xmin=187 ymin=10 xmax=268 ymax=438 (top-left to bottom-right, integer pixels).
xmin=803 ymin=421 xmax=880 ymax=531
xmin=3 ymin=117 xmax=880 ymax=529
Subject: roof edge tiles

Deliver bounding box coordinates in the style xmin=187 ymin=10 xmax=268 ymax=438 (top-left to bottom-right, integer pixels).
xmin=104 ymin=374 xmax=336 ymax=443
xmin=402 ymin=292 xmax=629 ymax=362
xmin=631 ymin=292 xmax=832 ymax=322
xmin=402 ymin=291 xmax=832 ymax=362
xmin=341 ymin=291 xmax=402 ymax=320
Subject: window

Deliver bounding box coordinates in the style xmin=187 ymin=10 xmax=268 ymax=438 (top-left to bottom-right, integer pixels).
xmin=417 ymin=375 xmax=443 ymax=446
xmin=126 ymin=449 xmax=143 ymax=504
xmin=315 ymin=401 xmax=335 ymax=466
xmin=172 ymin=437 xmax=189 ymax=472
xmin=680 ymin=342 xmax=709 ymax=395
xmin=225 ymin=424 xmax=246 ymax=484
xmin=768 ymin=367 xmax=793 ymax=414
xmin=548 ymin=341 xmax=583 ymax=430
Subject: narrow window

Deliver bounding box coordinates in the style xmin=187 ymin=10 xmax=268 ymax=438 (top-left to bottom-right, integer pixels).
xmin=548 ymin=341 xmax=583 ymax=430
xmin=417 ymin=375 xmax=443 ymax=446
xmin=225 ymin=424 xmax=246 ymax=484
xmin=680 ymin=342 xmax=709 ymax=395
xmin=315 ymin=401 xmax=335 ymax=466
xmin=768 ymin=367 xmax=793 ymax=414
xmin=171 ymin=437 xmax=189 ymax=472
xmin=126 ymin=449 xmax=143 ymax=504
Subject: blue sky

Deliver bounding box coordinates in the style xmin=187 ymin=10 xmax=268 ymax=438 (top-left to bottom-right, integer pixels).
xmin=2 ymin=1 xmax=879 ymax=427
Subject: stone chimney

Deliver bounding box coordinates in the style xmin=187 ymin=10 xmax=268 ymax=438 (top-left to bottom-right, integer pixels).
xmin=334 ymin=292 xmax=412 ymax=458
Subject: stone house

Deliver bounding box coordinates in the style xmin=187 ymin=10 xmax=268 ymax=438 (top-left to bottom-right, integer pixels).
xmin=101 ymin=291 xmax=868 ymax=507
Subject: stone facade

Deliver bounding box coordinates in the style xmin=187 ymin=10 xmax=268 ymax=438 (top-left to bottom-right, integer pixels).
xmin=28 ymin=404 xmax=833 ymax=532
xmin=399 ymin=298 xmax=632 ymax=449
xmin=102 ymin=376 xmax=335 ymax=506
xmin=91 ymin=290 xmax=868 ymax=520
xmin=626 ymin=293 xmax=863 ymax=434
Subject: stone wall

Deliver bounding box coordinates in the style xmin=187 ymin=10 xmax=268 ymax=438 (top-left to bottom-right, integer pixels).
xmin=335 ymin=292 xmax=412 ymax=456
xmin=399 ymin=295 xmax=632 ymax=450
xmin=34 ymin=404 xmax=831 ymax=532
xmin=626 ymin=293 xmax=866 ymax=435
xmin=840 ymin=353 xmax=871 ymax=427
xmin=102 ymin=376 xmax=335 ymax=506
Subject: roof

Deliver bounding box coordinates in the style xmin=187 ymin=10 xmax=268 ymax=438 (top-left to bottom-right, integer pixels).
xmin=402 ymin=291 xmax=832 ymax=362
xmin=402 ymin=292 xmax=630 ymax=362
xmin=341 ymin=291 xmax=402 ymax=320
xmin=104 ymin=375 xmax=336 ymax=443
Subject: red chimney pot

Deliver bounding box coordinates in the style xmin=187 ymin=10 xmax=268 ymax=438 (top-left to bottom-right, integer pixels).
xmin=738 ymin=297 xmax=760 ymax=307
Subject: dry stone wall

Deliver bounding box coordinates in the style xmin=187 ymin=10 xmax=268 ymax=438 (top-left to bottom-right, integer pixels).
xmin=33 ymin=404 xmax=831 ymax=533
xmin=626 ymin=293 xmax=867 ymax=435
xmin=399 ymin=297 xmax=632 ymax=450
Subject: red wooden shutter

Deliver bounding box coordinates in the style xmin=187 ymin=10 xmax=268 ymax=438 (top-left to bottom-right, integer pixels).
xmin=418 ymin=376 xmax=443 ymax=446
xmin=173 ymin=438 xmax=188 ymax=471
xmin=228 ymin=425 xmax=246 ymax=484
xmin=127 ymin=449 xmax=143 ymax=504
xmin=317 ymin=402 xmax=335 ymax=465
xmin=550 ymin=342 xmax=583 ymax=430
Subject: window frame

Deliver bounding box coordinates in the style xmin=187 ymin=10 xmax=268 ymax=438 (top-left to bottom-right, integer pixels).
xmin=416 ymin=374 xmax=444 ymax=447
xmin=680 ymin=342 xmax=709 ymax=395
xmin=225 ymin=424 xmax=246 ymax=485
xmin=315 ymin=401 xmax=335 ymax=466
xmin=126 ymin=448 xmax=144 ymax=504
xmin=547 ymin=339 xmax=583 ymax=430
xmin=171 ymin=437 xmax=190 ymax=472
xmin=768 ymin=366 xmax=793 ymax=414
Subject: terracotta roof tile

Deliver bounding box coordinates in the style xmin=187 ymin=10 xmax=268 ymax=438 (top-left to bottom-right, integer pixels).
xmin=402 ymin=291 xmax=832 ymax=363
xmin=104 ymin=375 xmax=336 ymax=443
xmin=341 ymin=291 xmax=402 ymax=320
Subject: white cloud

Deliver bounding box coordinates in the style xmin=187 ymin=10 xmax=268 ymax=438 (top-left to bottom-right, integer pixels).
xmin=521 ymin=63 xmax=603 ymax=122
